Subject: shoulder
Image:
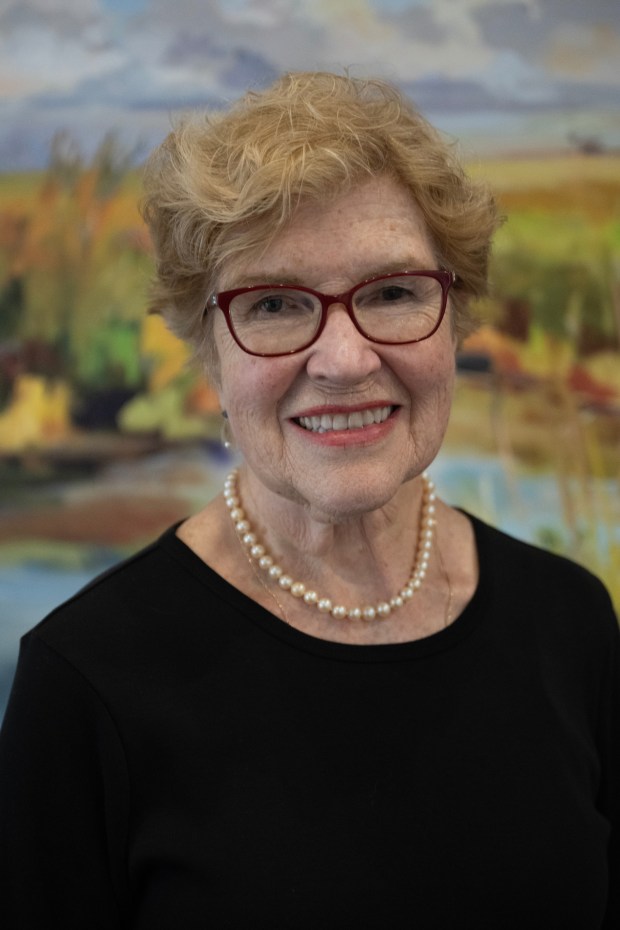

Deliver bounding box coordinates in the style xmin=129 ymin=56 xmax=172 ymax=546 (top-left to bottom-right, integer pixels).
xmin=7 ymin=523 xmax=260 ymax=750
xmin=30 ymin=530 xmax=175 ymax=634
xmin=22 ymin=523 xmax=230 ymax=676
xmin=470 ymin=511 xmax=608 ymax=588
xmin=466 ymin=510 xmax=617 ymax=643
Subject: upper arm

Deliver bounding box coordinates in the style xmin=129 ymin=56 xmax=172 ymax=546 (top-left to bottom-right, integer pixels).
xmin=0 ymin=633 xmax=130 ymax=929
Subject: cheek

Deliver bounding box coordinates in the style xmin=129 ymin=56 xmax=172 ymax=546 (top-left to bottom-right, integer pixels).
xmin=218 ymin=351 xmax=298 ymax=424
xmin=434 ymin=355 xmax=456 ymax=408
xmin=399 ymin=338 xmax=455 ymax=399
xmin=214 ymin=323 xmax=260 ymax=411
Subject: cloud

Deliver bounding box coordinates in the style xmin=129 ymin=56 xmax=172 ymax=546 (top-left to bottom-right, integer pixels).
xmin=546 ymin=22 xmax=620 ymax=82
xmin=1 ymin=0 xmax=619 ymax=168
xmin=0 ymin=0 xmax=102 ymax=28
xmin=4 ymin=0 xmax=618 ymax=104
xmin=472 ymin=0 xmax=620 ymax=77
xmin=0 ymin=0 xmax=118 ymax=100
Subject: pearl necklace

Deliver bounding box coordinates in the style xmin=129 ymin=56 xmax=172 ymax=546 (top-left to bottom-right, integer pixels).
xmin=223 ymin=469 xmax=437 ymax=622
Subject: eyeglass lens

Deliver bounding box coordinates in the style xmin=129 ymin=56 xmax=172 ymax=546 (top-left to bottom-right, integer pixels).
xmin=227 ymin=274 xmax=446 ymax=354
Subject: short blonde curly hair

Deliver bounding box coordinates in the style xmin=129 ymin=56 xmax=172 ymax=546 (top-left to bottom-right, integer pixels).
xmin=141 ymin=71 xmax=500 ymax=374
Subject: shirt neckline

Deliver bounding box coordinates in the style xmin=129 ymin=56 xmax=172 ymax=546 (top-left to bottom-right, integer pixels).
xmin=158 ymin=510 xmax=493 ymax=663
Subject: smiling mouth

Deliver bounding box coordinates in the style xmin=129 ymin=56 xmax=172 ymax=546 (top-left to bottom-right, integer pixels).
xmin=295 ymin=405 xmax=395 ymax=434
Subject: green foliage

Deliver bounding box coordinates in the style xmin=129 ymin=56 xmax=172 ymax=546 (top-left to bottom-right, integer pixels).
xmin=0 ymin=277 xmax=24 ymax=340
xmin=118 ymin=375 xmax=211 ymax=440
xmin=48 ymin=129 xmax=143 ymax=200
xmin=0 ymin=133 xmax=151 ymax=393
xmin=76 ymin=320 xmax=143 ymax=389
xmin=490 ymin=208 xmax=617 ymax=347
xmin=1 ymin=149 xmax=618 ymax=398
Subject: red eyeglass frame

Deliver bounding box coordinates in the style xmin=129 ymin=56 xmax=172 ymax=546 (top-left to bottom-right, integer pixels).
xmin=204 ymin=269 xmax=457 ymax=357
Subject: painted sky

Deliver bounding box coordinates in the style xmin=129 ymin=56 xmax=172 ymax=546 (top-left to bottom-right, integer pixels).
xmin=1 ymin=0 xmax=619 ymax=169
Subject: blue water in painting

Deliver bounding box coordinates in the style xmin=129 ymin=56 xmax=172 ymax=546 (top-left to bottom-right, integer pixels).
xmin=1 ymin=452 xmax=616 ymax=724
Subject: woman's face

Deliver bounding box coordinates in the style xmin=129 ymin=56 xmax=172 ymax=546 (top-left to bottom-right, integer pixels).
xmin=213 ymin=175 xmax=457 ymax=521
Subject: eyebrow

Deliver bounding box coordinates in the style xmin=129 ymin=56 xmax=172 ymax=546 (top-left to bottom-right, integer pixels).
xmin=231 ymin=272 xmax=307 ymax=288
xmin=228 ymin=259 xmax=435 ymax=291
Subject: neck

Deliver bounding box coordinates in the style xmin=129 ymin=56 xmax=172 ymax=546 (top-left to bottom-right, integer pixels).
xmin=225 ymin=466 xmax=436 ymax=621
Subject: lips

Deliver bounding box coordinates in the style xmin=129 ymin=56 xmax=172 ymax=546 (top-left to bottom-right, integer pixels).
xmin=295 ymin=405 xmax=394 ymax=434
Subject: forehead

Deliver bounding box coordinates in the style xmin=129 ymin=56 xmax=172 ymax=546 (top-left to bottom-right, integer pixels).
xmin=219 ymin=175 xmax=436 ymax=290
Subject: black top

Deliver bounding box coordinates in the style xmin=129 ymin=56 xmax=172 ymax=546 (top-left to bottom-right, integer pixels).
xmin=0 ymin=514 xmax=618 ymax=929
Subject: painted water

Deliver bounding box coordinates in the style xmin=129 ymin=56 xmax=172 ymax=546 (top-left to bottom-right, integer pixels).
xmin=2 ymin=446 xmax=617 ymax=723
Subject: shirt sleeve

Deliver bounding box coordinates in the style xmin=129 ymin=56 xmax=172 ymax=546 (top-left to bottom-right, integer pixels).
xmin=0 ymin=632 xmax=130 ymax=929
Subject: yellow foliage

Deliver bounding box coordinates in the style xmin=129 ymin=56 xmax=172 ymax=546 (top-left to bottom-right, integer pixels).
xmin=140 ymin=314 xmax=190 ymax=391
xmin=0 ymin=374 xmax=72 ymax=451
xmin=520 ymin=325 xmax=576 ymax=380
xmin=118 ymin=383 xmax=210 ymax=441
xmin=582 ymin=351 xmax=620 ymax=395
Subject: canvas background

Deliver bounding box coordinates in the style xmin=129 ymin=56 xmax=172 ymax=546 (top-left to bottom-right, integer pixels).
xmin=1 ymin=0 xmax=619 ymax=720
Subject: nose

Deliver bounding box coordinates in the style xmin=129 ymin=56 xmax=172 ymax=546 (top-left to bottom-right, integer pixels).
xmin=304 ymin=302 xmax=382 ymax=385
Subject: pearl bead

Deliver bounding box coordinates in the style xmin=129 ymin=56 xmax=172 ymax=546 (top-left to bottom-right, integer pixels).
xmin=224 ymin=470 xmax=436 ymax=623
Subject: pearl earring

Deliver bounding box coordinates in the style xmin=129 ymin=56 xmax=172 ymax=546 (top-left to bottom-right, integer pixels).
xmin=221 ymin=411 xmax=234 ymax=450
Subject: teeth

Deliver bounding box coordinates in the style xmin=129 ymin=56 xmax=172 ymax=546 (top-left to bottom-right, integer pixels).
xmin=298 ymin=406 xmax=392 ymax=433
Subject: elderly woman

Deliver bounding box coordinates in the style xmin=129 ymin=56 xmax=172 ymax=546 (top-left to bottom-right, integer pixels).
xmin=0 ymin=72 xmax=618 ymax=929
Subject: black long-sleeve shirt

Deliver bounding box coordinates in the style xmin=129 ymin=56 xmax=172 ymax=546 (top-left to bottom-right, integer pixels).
xmin=1 ymin=514 xmax=618 ymax=928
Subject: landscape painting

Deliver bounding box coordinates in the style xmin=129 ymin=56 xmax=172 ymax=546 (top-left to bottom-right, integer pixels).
xmin=1 ymin=0 xmax=619 ymax=718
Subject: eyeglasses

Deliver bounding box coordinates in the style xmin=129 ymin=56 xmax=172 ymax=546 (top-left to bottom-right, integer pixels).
xmin=205 ymin=270 xmax=456 ymax=357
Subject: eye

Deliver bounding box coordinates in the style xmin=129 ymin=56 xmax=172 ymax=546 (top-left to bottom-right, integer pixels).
xmin=246 ymin=289 xmax=315 ymax=317
xmin=378 ymin=285 xmax=410 ymax=302
xmin=356 ymin=275 xmax=439 ymax=310
xmin=254 ymin=296 xmax=285 ymax=314
xmin=357 ymin=281 xmax=420 ymax=307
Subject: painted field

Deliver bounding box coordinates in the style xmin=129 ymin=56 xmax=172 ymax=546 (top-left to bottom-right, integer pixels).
xmin=0 ymin=150 xmax=618 ymax=615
